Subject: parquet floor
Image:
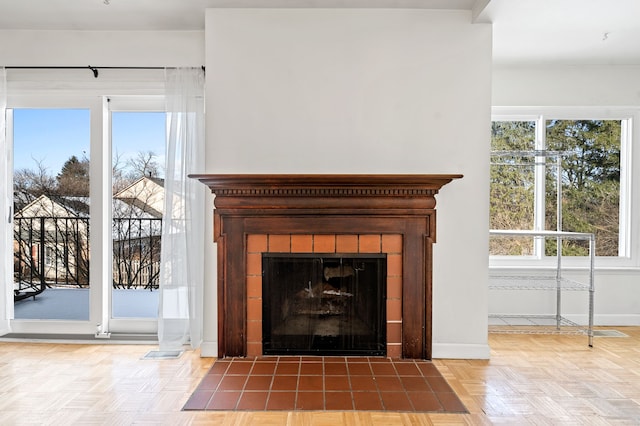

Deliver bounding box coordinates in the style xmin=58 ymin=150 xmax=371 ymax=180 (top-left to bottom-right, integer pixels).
xmin=0 ymin=327 xmax=639 ymax=425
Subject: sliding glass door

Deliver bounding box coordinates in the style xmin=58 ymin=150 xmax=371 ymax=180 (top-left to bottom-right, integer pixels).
xmin=110 ymin=106 xmax=165 ymax=331
xmin=13 ymin=107 xmax=92 ymax=322
xmin=7 ymin=95 xmax=164 ymax=336
xmin=8 ymin=97 xmax=104 ymax=334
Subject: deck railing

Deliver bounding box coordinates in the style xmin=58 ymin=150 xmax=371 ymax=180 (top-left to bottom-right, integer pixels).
xmin=13 ymin=216 xmax=162 ymax=300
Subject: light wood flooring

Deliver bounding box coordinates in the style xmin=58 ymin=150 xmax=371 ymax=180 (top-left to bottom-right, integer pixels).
xmin=0 ymin=327 xmax=639 ymax=425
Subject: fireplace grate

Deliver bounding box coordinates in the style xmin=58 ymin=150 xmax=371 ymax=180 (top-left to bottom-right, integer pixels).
xmin=262 ymin=254 xmax=386 ymax=356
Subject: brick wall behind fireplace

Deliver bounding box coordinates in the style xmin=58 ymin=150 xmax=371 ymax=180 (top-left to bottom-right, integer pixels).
xmin=246 ymin=233 xmax=403 ymax=358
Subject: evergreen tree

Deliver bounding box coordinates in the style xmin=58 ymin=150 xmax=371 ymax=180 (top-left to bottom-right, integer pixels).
xmin=490 ymin=121 xmax=536 ymax=255
xmin=490 ymin=119 xmax=621 ymax=257
xmin=56 ymin=155 xmax=90 ymax=196
xmin=545 ymin=120 xmax=620 ymax=256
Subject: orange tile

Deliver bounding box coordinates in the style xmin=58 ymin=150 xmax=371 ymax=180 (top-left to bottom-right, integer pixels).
xmin=380 ymin=391 xmax=412 ymax=411
xmin=325 ymin=391 xmax=354 ymax=410
xmin=408 ymin=391 xmax=443 ymax=411
xmin=247 ymin=342 xmax=262 ymax=358
xmin=387 ymin=276 xmax=402 ymax=299
xmin=296 ymin=391 xmax=325 ymax=410
xmin=387 ymin=344 xmax=402 ymax=359
xmin=359 ymin=234 xmax=381 ymax=253
xmin=387 ymin=299 xmax=402 ymax=322
xmin=266 ymin=391 xmax=296 ymax=410
xmin=382 ymin=234 xmax=403 ymax=253
xmin=247 ymin=297 xmax=262 ymax=321
xmin=325 ymin=375 xmax=349 ymax=390
xmin=336 ymin=235 xmax=358 ymax=253
xmin=247 ymin=276 xmax=262 ymax=298
xmin=246 ymin=319 xmax=262 ymax=343
xmin=206 ymin=391 xmax=241 ymax=409
xmin=387 ymin=322 xmax=402 ymax=345
xmin=246 ymin=253 xmax=262 ymax=276
xmin=247 ymin=234 xmax=268 ymax=253
xmin=437 ymin=390 xmax=468 ymax=412
xmin=387 ymin=254 xmax=402 ymax=277
xmin=353 ymin=391 xmax=383 ymax=410
xmin=313 ymin=235 xmax=336 ymax=253
xmin=268 ymin=235 xmax=291 ymax=253
xmin=236 ymin=391 xmax=268 ymax=410
xmin=291 ymin=234 xmax=313 ymax=253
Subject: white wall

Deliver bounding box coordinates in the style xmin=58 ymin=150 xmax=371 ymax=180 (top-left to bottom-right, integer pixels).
xmin=493 ymin=65 xmax=640 ymax=107
xmin=204 ymin=8 xmax=493 ymax=359
xmin=1 ymin=30 xmax=204 ymax=98
xmin=0 ymin=30 xmax=203 ymax=67
xmin=492 ymin=65 xmax=640 ymax=326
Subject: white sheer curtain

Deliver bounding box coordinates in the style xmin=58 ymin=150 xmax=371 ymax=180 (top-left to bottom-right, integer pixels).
xmin=0 ymin=68 xmax=11 ymax=335
xmin=158 ymin=67 xmax=205 ymax=351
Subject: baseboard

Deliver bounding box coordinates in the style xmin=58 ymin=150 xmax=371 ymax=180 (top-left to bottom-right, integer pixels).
xmin=200 ymin=341 xmax=218 ymax=358
xmin=563 ymin=314 xmax=640 ymax=326
xmin=432 ymin=342 xmax=491 ymax=360
xmin=0 ymin=333 xmax=157 ymax=344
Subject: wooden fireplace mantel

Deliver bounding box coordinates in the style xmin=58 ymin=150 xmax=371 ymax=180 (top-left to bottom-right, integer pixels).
xmin=191 ymin=174 xmax=462 ymax=359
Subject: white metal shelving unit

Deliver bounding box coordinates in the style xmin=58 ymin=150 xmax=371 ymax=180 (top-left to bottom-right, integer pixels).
xmin=489 ymin=229 xmax=595 ymax=347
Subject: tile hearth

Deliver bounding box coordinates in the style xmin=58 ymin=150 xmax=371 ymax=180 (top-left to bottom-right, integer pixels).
xmin=183 ymin=356 xmax=467 ymax=413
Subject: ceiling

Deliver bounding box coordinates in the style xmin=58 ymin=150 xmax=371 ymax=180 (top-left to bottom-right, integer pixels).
xmin=1 ymin=0 xmax=640 ymax=66
xmin=478 ymin=0 xmax=640 ymax=66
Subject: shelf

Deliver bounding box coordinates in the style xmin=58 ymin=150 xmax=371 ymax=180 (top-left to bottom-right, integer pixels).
xmin=488 ymin=314 xmax=590 ymax=335
xmin=489 ymin=276 xmax=589 ymax=291
xmin=489 ymin=229 xmax=595 ymax=347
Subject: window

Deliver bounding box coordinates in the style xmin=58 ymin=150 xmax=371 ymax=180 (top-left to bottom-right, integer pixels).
xmin=7 ymin=90 xmax=166 ymax=334
xmin=490 ymin=109 xmax=631 ymax=261
xmin=12 ymin=107 xmax=92 ymax=322
xmin=111 ymin=109 xmax=166 ymax=319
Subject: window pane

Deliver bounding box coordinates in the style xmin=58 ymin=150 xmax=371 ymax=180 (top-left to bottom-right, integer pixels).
xmin=490 ymin=121 xmax=536 ymax=255
xmin=13 ymin=109 xmax=91 ymax=320
xmin=111 ymin=112 xmax=165 ymax=318
xmin=545 ymin=119 xmax=621 ymax=256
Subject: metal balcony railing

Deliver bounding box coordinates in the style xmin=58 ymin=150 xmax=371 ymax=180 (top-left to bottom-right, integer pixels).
xmin=13 ymin=216 xmax=162 ymax=301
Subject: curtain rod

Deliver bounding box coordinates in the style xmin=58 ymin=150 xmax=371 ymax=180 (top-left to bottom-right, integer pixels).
xmin=5 ymin=65 xmax=205 ymax=78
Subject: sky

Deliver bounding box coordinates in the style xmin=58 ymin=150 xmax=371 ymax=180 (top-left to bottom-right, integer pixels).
xmin=12 ymin=109 xmax=165 ymax=178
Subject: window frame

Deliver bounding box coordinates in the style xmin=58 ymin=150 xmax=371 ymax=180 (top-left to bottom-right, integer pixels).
xmin=490 ymin=106 xmax=639 ymax=270
xmin=7 ymin=96 xmax=104 ymax=334
xmin=5 ymin=69 xmax=166 ymax=336
xmin=107 ymin=95 xmax=166 ymax=334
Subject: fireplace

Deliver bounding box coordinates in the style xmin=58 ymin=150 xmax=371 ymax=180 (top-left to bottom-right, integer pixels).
xmin=191 ymin=174 xmax=461 ymax=359
xmin=262 ymin=254 xmax=387 ymax=356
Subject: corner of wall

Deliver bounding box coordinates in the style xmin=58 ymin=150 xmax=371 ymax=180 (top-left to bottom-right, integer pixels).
xmin=199 ymin=341 xmax=218 ymax=358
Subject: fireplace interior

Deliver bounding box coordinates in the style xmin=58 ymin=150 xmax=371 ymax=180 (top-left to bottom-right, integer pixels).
xmin=262 ymin=253 xmax=386 ymax=356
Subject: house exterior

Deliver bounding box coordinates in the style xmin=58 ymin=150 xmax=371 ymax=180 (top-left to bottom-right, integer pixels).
xmin=13 ymin=177 xmax=164 ymax=297
xmin=13 ymin=194 xmax=90 ymax=295
xmin=113 ymin=176 xmax=164 ymax=219
xmin=112 ymin=177 xmax=164 ymax=289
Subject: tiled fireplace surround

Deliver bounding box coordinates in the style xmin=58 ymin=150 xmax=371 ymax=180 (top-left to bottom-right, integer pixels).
xmin=192 ymin=174 xmax=461 ymax=360
xmin=246 ymin=233 xmax=404 ymax=358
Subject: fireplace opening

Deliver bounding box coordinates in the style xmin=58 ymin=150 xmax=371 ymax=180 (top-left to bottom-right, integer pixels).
xmin=262 ymin=253 xmax=387 ymax=356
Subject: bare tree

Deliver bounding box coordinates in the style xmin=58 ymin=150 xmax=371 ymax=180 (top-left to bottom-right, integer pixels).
xmin=126 ymin=150 xmax=162 ymax=180
xmin=13 ymin=158 xmax=57 ymax=207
